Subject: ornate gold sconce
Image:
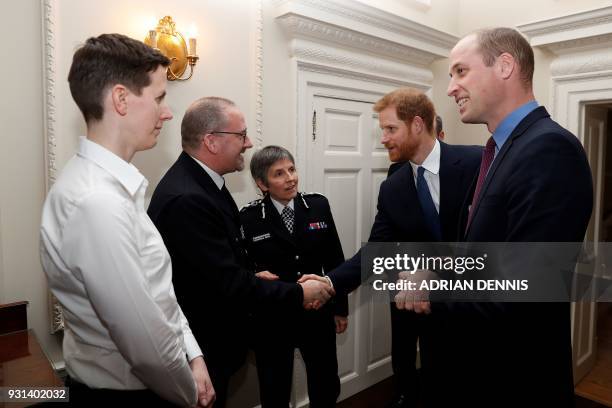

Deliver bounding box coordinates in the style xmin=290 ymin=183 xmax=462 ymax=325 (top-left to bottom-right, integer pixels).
xmin=145 ymin=16 xmax=199 ymax=81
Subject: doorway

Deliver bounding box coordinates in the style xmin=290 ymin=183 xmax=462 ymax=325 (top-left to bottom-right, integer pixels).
xmin=575 ymin=102 xmax=612 ymax=406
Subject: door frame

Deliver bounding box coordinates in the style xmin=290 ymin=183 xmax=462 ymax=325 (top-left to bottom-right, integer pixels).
xmin=552 ymin=78 xmax=612 ymax=384
xmin=289 ymin=64 xmax=428 ymax=406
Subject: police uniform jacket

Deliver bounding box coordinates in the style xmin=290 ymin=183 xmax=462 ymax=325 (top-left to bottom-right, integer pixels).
xmin=240 ymin=192 xmax=348 ymax=317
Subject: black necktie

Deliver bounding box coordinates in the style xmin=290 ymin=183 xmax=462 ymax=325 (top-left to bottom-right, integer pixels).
xmin=281 ymin=206 xmax=294 ymax=234
xmin=416 ymin=166 xmax=441 ymax=241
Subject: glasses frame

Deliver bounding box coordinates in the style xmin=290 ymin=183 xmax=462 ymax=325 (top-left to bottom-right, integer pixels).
xmin=211 ymin=129 xmax=248 ymax=143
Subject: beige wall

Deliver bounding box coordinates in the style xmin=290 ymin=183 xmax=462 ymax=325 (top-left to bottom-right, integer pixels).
xmin=356 ymin=0 xmax=460 ymax=34
xmin=1 ymin=0 xmax=63 ymax=362
xmin=46 ymin=0 xmax=260 ymax=207
xmin=261 ymin=1 xmax=297 ymax=153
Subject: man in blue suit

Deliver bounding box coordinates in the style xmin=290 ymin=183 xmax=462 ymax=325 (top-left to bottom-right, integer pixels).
xmin=442 ymin=27 xmax=593 ymax=407
xmin=301 ymin=88 xmax=481 ymax=407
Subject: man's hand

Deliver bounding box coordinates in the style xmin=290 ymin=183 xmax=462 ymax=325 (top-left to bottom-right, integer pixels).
xmin=298 ymin=276 xmax=335 ymax=310
xmin=255 ymin=271 xmax=280 ymax=281
xmin=297 ymin=274 xmax=328 ymax=285
xmin=190 ymin=356 xmax=215 ymax=408
xmin=334 ymin=315 xmax=348 ymax=334
xmin=394 ymin=270 xmax=432 ymax=314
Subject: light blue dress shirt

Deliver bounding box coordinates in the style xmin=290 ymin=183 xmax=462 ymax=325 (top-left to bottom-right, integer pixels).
xmin=491 ymin=100 xmax=539 ymax=159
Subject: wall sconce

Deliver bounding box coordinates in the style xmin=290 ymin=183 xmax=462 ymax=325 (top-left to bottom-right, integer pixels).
xmin=144 ymin=16 xmax=198 ymax=81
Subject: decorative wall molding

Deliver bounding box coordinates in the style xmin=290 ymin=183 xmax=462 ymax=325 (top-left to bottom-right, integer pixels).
xmin=278 ymin=14 xmax=439 ymax=67
xmin=297 ymin=61 xmax=428 ymax=89
xmin=42 ymin=0 xmax=57 ymax=192
xmin=42 ymin=0 xmax=64 ymax=334
xmin=292 ymin=38 xmax=433 ymax=85
xmin=517 ymin=5 xmax=612 ymax=128
xmin=275 ymin=0 xmax=456 ymax=58
xmin=550 ymin=49 xmax=612 ymax=77
xmin=275 ymin=0 xmax=457 ymax=70
xmin=518 ymin=5 xmax=612 ymax=54
xmin=255 ymin=0 xmax=264 ymax=148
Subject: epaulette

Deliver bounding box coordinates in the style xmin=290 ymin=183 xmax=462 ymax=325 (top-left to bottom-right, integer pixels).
xmin=239 ymin=199 xmax=262 ymax=212
xmin=299 ymin=191 xmax=325 ymax=209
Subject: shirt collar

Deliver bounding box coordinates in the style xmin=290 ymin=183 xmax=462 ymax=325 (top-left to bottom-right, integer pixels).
xmin=189 ymin=155 xmax=225 ymax=190
xmin=492 ymin=100 xmax=539 ymax=151
xmin=409 ymin=138 xmax=440 ymax=176
xmin=271 ymin=197 xmax=294 ymax=215
xmin=77 ymin=137 xmax=145 ymax=197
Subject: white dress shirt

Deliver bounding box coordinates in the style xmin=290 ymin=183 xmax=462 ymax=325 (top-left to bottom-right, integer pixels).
xmin=409 ymin=139 xmax=441 ymax=213
xmin=271 ymin=197 xmax=294 ymax=215
xmin=40 ymin=137 xmax=199 ymax=406
xmin=190 ymin=154 xmax=224 ymax=190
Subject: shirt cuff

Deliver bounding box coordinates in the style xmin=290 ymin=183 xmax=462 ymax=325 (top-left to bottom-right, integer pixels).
xmin=323 ymin=275 xmax=334 ymax=290
xmin=184 ymin=332 xmax=203 ymax=362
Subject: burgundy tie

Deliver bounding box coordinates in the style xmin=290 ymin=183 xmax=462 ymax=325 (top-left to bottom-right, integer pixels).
xmin=466 ymin=137 xmax=496 ymax=231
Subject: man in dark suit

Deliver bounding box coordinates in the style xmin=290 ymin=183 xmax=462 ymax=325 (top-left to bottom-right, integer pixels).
xmin=301 ymin=88 xmax=481 ymax=407
xmin=387 ymin=115 xmax=445 ymax=176
xmin=148 ymin=97 xmax=335 ymax=407
xmin=384 ymin=115 xmax=449 ymax=408
xmin=442 ymin=27 xmax=593 ymax=407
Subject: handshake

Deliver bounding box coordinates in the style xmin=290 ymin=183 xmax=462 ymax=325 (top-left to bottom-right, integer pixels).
xmin=255 ymin=271 xmax=335 ymax=310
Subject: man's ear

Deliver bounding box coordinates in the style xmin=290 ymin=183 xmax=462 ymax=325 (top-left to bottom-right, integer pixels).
xmin=255 ymin=178 xmax=268 ymax=194
xmin=202 ymin=133 xmax=218 ymax=153
xmin=497 ymin=52 xmax=516 ymax=80
xmin=411 ymin=115 xmax=425 ymax=135
xmin=110 ymin=84 xmax=128 ymax=116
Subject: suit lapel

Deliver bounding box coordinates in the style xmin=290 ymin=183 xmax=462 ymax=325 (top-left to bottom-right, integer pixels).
xmin=220 ymin=185 xmax=240 ymax=223
xmin=438 ymin=142 xmax=463 ymax=240
xmin=179 ymin=152 xmax=239 ymax=224
xmin=465 ymin=106 xmax=550 ymax=236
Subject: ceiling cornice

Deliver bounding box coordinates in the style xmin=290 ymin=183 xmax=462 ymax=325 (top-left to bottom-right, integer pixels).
xmin=518 ymin=6 xmax=612 ymax=55
xmin=275 ymin=0 xmax=458 ymax=67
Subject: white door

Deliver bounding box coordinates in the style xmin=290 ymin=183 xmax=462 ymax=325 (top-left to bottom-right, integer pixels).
xmin=572 ymin=104 xmax=608 ymax=384
xmin=305 ymin=94 xmax=393 ymax=401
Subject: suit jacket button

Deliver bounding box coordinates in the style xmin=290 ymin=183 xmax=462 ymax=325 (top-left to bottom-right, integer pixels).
xmin=297 ymin=272 xmax=302 ymax=276
xmin=295 ymin=255 xmax=299 ymax=260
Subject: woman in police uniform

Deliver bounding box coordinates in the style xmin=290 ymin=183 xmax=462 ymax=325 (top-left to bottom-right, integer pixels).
xmin=240 ymin=145 xmax=348 ymax=408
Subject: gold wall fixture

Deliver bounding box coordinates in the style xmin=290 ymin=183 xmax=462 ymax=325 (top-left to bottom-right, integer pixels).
xmin=145 ymin=16 xmax=198 ymax=81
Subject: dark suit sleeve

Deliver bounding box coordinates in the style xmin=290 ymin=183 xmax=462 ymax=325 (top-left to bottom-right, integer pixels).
xmin=156 ymin=194 xmax=304 ymax=310
xmin=328 ymin=180 xmax=395 ymax=296
xmin=504 ymin=134 xmax=592 ymax=242
xmin=321 ymin=198 xmax=348 ymax=317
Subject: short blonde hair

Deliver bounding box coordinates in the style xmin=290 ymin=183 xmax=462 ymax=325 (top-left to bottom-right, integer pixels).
xmin=474 ymin=27 xmax=534 ymax=88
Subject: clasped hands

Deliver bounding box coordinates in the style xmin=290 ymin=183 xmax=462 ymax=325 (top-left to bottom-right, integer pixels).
xmin=394 ymin=270 xmax=433 ymax=314
xmin=255 ymin=271 xmax=335 ymax=310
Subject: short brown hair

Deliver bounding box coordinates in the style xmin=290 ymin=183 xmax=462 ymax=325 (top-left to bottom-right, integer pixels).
xmin=181 ymin=97 xmax=236 ymax=151
xmin=250 ymin=146 xmax=295 ymax=187
xmin=68 ymin=33 xmax=170 ymax=124
xmin=373 ymin=88 xmax=435 ymax=135
xmin=474 ymin=27 xmax=534 ymax=88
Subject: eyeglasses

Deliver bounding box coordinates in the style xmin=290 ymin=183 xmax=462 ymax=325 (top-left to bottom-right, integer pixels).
xmin=212 ymin=129 xmax=248 ymax=143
